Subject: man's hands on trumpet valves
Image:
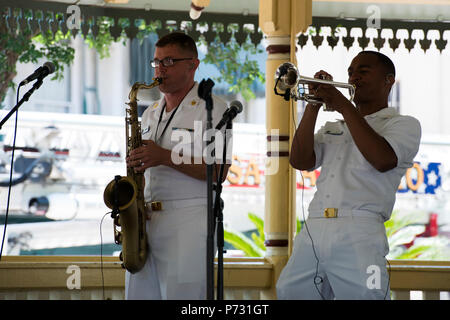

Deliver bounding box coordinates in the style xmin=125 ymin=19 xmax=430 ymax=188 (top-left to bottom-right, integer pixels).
xmin=310 ymin=70 xmax=353 ymax=114
xmin=126 ymin=139 xmax=170 ymax=173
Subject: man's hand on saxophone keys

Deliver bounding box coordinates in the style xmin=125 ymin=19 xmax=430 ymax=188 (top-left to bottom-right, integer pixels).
xmin=126 ymin=139 xmax=170 ymax=173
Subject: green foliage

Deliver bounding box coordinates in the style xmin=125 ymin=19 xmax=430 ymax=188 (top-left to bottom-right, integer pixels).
xmin=0 ymin=25 xmax=73 ymax=106
xmin=248 ymin=213 xmax=265 ymax=251
xmin=385 ymin=210 xmax=450 ymax=260
xmin=135 ymin=20 xmax=161 ymax=43
xmin=32 ymin=30 xmax=75 ymax=81
xmin=199 ymin=24 xmax=265 ymax=102
xmin=225 ymin=210 xmax=450 ymax=260
xmin=223 ymin=229 xmax=264 ymax=257
xmin=83 ymin=17 xmax=122 ymax=59
xmin=224 ymin=212 xmax=303 ymax=257
xmin=1 ymin=16 xmax=264 ymax=107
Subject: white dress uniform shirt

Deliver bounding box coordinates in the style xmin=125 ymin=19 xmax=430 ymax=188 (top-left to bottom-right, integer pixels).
xmin=309 ymin=107 xmax=421 ymax=221
xmin=141 ymin=81 xmax=230 ymax=202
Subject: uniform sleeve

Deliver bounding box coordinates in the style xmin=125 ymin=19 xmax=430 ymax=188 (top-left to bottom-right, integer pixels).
xmin=382 ymin=115 xmax=421 ymax=169
xmin=312 ymin=126 xmax=326 ymax=170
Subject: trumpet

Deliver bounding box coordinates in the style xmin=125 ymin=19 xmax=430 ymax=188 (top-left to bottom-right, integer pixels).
xmin=274 ymin=62 xmax=355 ymax=111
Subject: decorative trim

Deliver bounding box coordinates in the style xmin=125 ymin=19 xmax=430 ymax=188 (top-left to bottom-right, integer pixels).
xmin=264 ymin=239 xmax=289 ymax=247
xmin=1 ymin=0 xmax=448 ymax=51
xmin=304 ymin=16 xmax=450 ymax=53
xmin=267 ymin=151 xmax=289 ymax=157
xmin=267 ymin=135 xmax=289 ymax=142
xmin=0 ymin=0 xmax=262 ymax=46
xmin=266 ymin=44 xmax=291 ymax=54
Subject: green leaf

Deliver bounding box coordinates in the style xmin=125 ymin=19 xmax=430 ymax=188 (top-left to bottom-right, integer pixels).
xmin=197 ymin=35 xmax=264 ymax=102
xmin=224 ymin=229 xmax=264 ymax=257
xmin=251 ymin=232 xmax=266 ymax=252
xmin=388 ymin=225 xmax=425 ymax=248
xmin=385 ymin=210 xmax=428 ymax=238
xmin=296 ymin=217 xmax=303 ymax=234
xmin=395 ymin=245 xmax=433 ymax=260
xmin=247 ymin=213 xmax=264 ymax=239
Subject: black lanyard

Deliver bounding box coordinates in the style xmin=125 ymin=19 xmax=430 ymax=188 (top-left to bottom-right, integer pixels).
xmin=154 ymin=103 xmax=180 ymax=144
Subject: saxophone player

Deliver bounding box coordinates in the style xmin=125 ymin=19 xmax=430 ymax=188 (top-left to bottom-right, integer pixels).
xmin=125 ymin=32 xmax=230 ymax=300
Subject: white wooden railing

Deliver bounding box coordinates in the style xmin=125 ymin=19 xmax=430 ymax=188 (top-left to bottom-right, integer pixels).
xmin=0 ymin=256 xmax=448 ymax=300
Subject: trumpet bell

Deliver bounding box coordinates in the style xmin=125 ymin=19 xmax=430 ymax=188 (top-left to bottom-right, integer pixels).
xmin=274 ymin=62 xmax=356 ymax=111
xmin=275 ymin=62 xmax=300 ymax=90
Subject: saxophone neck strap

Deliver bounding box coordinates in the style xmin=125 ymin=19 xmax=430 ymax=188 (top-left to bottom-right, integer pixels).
xmin=154 ymin=102 xmax=181 ymax=144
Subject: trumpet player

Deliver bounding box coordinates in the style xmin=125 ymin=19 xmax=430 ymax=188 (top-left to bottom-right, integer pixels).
xmin=125 ymin=32 xmax=230 ymax=300
xmin=276 ymin=51 xmax=421 ymax=299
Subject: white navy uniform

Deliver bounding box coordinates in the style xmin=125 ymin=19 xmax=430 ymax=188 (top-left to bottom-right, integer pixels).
xmin=276 ymin=107 xmax=421 ymax=299
xmin=125 ymin=82 xmax=230 ymax=299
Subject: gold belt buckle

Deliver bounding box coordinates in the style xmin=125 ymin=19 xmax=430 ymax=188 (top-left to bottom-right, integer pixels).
xmin=151 ymin=201 xmax=163 ymax=211
xmin=324 ymin=208 xmax=338 ymax=218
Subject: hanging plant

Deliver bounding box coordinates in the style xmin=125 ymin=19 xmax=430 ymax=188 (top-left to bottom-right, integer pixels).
xmin=199 ymin=22 xmax=265 ymax=101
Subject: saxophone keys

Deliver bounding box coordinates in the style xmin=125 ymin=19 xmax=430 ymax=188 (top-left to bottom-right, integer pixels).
xmin=114 ymin=231 xmax=122 ymax=245
xmin=114 ymin=214 xmax=121 ymax=226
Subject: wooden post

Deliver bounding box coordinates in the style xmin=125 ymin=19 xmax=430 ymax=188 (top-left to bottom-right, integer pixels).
xmin=258 ymin=0 xmax=312 ymax=299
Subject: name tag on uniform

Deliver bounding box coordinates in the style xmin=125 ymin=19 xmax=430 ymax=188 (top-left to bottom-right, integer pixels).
xmin=172 ymin=127 xmax=194 ymax=132
xmin=142 ymin=126 xmax=151 ymax=135
xmin=325 ymin=130 xmax=343 ymax=135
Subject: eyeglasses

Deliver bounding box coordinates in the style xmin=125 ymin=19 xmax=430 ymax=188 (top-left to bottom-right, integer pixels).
xmin=150 ymin=57 xmax=193 ymax=68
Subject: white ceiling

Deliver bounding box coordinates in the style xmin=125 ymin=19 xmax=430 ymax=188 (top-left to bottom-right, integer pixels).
xmin=40 ymin=0 xmax=450 ymax=21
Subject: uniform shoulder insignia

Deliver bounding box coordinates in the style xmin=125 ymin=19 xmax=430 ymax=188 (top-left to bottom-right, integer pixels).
xmin=190 ymin=99 xmax=198 ymax=106
xmin=152 ymin=102 xmax=159 ymax=109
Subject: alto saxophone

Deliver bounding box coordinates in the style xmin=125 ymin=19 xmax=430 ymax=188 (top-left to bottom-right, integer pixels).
xmin=103 ymin=77 xmax=162 ymax=273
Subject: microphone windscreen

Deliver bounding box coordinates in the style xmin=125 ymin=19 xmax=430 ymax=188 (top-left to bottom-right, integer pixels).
xmin=43 ymin=62 xmax=56 ymax=74
xmin=229 ymin=100 xmax=243 ymax=113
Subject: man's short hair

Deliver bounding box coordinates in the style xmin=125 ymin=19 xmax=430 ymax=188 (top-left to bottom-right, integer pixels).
xmin=156 ymin=32 xmax=198 ymax=58
xmin=358 ymin=50 xmax=396 ymax=78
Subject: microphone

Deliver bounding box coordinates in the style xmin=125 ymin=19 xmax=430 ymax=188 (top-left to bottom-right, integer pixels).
xmin=215 ymin=100 xmax=243 ymax=130
xmin=19 ymin=62 xmax=55 ymax=86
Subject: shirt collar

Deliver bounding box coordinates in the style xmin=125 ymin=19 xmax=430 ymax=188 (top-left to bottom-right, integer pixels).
xmin=181 ymin=82 xmax=201 ymax=108
xmin=158 ymin=81 xmax=200 ymax=109
xmin=156 ymin=82 xmax=200 ymax=112
xmin=364 ymin=107 xmax=398 ymax=120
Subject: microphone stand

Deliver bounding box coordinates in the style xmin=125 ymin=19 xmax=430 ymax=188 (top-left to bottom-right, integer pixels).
xmin=213 ymin=119 xmax=231 ymax=300
xmin=0 ymin=77 xmax=44 ymax=261
xmin=198 ymin=78 xmax=215 ymax=300
xmin=0 ymin=78 xmax=44 ymax=130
